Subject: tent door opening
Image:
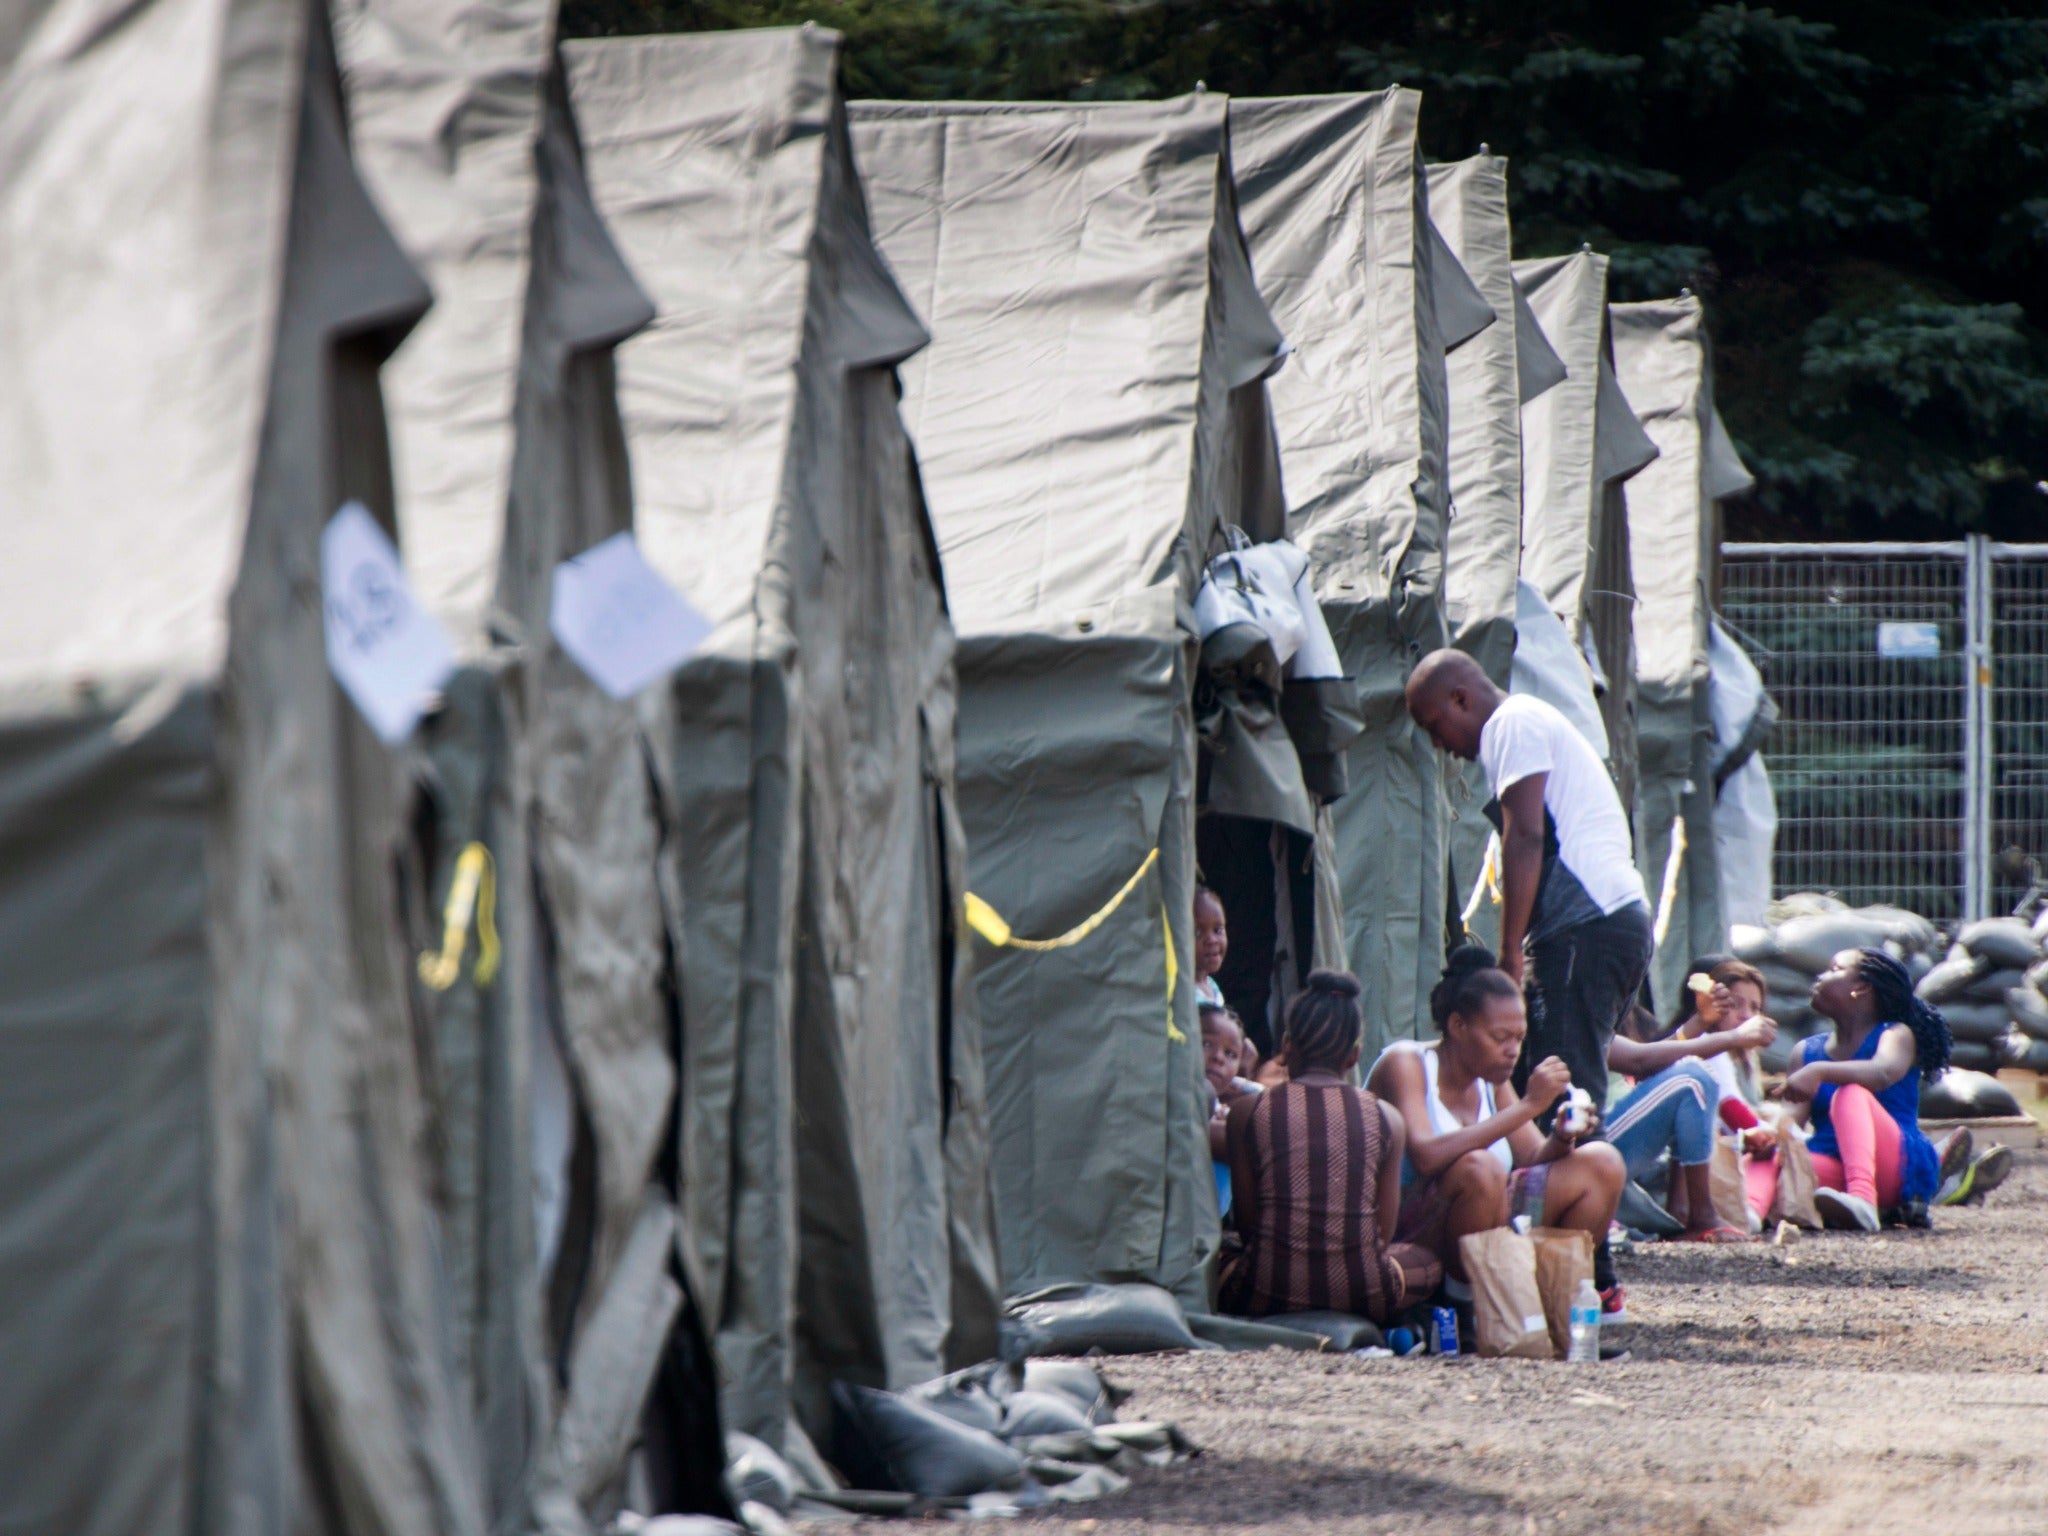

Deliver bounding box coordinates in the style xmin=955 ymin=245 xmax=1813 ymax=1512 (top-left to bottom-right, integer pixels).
xmin=1195 ymin=813 xmax=1317 ymax=1059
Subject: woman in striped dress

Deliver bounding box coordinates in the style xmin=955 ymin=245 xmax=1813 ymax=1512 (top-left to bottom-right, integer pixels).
xmin=1218 ymin=970 xmax=1441 ymax=1324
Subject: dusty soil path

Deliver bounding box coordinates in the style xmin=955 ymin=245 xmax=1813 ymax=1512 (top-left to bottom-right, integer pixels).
xmin=1025 ymin=1151 xmax=2048 ymax=1535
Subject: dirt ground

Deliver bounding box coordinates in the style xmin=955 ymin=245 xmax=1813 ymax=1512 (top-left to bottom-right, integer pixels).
xmin=1014 ymin=1148 xmax=2048 ymax=1536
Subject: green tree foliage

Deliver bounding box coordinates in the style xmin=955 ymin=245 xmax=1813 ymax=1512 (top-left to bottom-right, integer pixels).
xmin=562 ymin=0 xmax=2048 ymax=539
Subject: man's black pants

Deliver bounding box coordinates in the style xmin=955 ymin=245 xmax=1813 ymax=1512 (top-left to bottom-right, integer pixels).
xmin=1513 ymin=902 xmax=1655 ymax=1117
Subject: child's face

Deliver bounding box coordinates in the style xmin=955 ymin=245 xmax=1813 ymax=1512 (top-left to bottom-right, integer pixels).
xmin=1202 ymin=1014 xmax=1242 ymax=1094
xmin=1194 ymin=893 xmax=1228 ymax=980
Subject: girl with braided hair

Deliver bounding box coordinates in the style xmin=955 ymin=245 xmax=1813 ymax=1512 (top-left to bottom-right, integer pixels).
xmin=1779 ymin=947 xmax=1950 ymax=1231
xmin=1217 ymin=970 xmax=1442 ymax=1324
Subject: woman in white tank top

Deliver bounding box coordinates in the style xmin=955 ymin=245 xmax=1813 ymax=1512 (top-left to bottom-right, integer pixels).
xmin=1365 ymin=946 xmax=1626 ymax=1307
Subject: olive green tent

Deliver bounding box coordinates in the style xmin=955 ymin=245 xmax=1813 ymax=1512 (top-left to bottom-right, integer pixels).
xmin=567 ymin=28 xmax=1000 ymax=1450
xmin=1231 ymin=91 xmax=1461 ymax=1053
xmin=1514 ymin=252 xmax=1659 ymax=810
xmin=1426 ymin=153 xmax=1568 ymax=949
xmin=1611 ymin=296 xmax=1754 ymax=1010
xmin=850 ymin=94 xmax=1291 ymax=1300
xmin=342 ymin=0 xmax=724 ymax=1519
xmin=0 ymin=0 xmax=498 ymax=1531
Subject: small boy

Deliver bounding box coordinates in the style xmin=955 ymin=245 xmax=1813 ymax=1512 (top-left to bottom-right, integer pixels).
xmin=1202 ymin=1004 xmax=1261 ymax=1160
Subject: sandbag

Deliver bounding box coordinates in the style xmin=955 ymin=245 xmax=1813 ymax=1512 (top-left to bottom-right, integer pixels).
xmin=1916 ymin=952 xmax=1990 ymax=1003
xmin=830 ymin=1383 xmax=1027 ymax=1499
xmin=1760 ymin=960 xmax=1820 ymax=999
xmin=1183 ymin=1312 xmax=1329 ymax=1353
xmin=1023 ymin=1361 xmax=1123 ymax=1424
xmin=2026 ymin=958 xmax=2048 ymax=994
xmin=1768 ymin=1131 xmax=1822 ymax=1230
xmin=1945 ymin=1041 xmax=1996 ymax=1072
xmin=1775 ymin=913 xmax=1901 ymax=974
xmin=1617 ymin=1179 xmax=1684 ymax=1237
xmin=901 ymin=1367 xmax=1009 ymax=1435
xmin=1529 ymin=1227 xmax=1594 ymax=1361
xmin=1709 ymin=1138 xmax=1755 ymax=1232
xmin=1919 ymin=1068 xmax=2023 ymax=1120
xmin=1960 ymin=968 xmax=2029 ymax=1004
xmin=1770 ymin=892 xmax=1848 ymax=919
xmin=1255 ymin=1311 xmax=1386 ymax=1352
xmin=1457 ymin=1229 xmax=1552 ymax=1360
xmin=1000 ymin=1391 xmax=1096 ymax=1440
xmin=1003 ymin=1283 xmax=1202 ymax=1356
xmin=1996 ymin=1030 xmax=2031 ymax=1068
xmin=2012 ymin=1037 xmax=2048 ymax=1072
xmin=726 ymin=1432 xmax=802 ymax=1515
xmin=2007 ymin=987 xmax=2048 ymax=1042
xmin=1957 ymin=917 xmax=2042 ymax=969
xmin=1730 ymin=924 xmax=1778 ymax=963
xmin=2034 ymin=906 xmax=2048 ymax=941
xmin=1859 ymin=904 xmax=1940 ymax=955
xmin=1939 ymin=1002 xmax=2012 ymax=1044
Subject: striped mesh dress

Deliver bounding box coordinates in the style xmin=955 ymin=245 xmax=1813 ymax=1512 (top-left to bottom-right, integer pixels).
xmin=1217 ymin=1077 xmax=1442 ymax=1324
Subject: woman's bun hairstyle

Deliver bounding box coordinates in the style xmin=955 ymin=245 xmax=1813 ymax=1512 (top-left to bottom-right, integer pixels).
xmin=1283 ymin=969 xmax=1365 ymax=1072
xmin=1430 ymin=944 xmax=1521 ymax=1032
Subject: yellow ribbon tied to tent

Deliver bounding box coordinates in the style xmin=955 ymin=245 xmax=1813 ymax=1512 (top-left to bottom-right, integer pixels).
xmin=964 ymin=846 xmax=1186 ymax=1042
xmin=418 ymin=841 xmax=502 ymax=991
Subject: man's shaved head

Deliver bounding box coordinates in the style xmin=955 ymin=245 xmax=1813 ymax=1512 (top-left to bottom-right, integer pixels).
xmin=1405 ymin=648 xmax=1503 ymax=760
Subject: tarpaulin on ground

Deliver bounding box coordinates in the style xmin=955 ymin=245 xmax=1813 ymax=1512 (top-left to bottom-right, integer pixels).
xmin=0 ymin=1 xmax=509 ymax=1531
xmin=1612 ymin=296 xmax=1754 ymax=1010
xmin=569 ymin=27 xmax=1000 ymax=1455
xmin=342 ymin=0 xmax=724 ymax=1519
xmin=851 ymin=94 xmax=1287 ymax=1301
xmin=1513 ymin=252 xmax=1658 ymax=810
xmin=1232 ymin=91 xmax=1455 ymax=1054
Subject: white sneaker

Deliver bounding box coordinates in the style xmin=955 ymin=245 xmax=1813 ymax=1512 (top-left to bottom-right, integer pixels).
xmin=1815 ymin=1188 xmax=1880 ymax=1233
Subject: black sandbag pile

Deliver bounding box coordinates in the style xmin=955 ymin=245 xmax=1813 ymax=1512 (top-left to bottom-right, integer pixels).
xmin=1919 ymin=913 xmax=2048 ymax=1074
xmin=1732 ymin=895 xmax=1941 ymax=1071
xmin=1919 ymin=1067 xmax=2025 ymax=1122
xmin=822 ymin=1358 xmax=1193 ymax=1517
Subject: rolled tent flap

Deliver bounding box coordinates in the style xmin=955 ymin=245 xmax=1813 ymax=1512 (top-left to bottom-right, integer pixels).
xmin=1709 ymin=620 xmax=1778 ymax=930
xmin=1514 ymin=251 xmax=1658 ymax=810
xmin=569 ymin=26 xmax=999 ymax=1456
xmin=343 ymin=0 xmax=727 ymax=1518
xmin=852 ymin=93 xmax=1287 ymax=1301
xmin=1427 ymin=213 xmax=1497 ymax=354
xmin=0 ymin=0 xmax=525 ymax=1530
xmin=1233 ymin=91 xmax=1454 ymax=1055
xmin=1612 ymin=296 xmax=1731 ymax=1010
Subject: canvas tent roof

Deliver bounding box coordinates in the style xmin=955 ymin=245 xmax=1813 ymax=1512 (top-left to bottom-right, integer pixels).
xmin=1514 ymin=251 xmax=1658 ymax=805
xmin=1612 ymin=295 xmax=1753 ymax=1008
xmin=569 ymin=27 xmax=999 ymax=1450
xmin=0 ymin=1 xmax=496 ymax=1531
xmin=341 ymin=0 xmax=716 ymax=1519
xmin=1232 ymin=90 xmax=1455 ymax=1051
xmin=851 ymin=94 xmax=1287 ymax=1300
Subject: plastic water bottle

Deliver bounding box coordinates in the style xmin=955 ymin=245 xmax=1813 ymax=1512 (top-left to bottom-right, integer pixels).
xmin=1567 ymin=1278 xmax=1601 ymax=1363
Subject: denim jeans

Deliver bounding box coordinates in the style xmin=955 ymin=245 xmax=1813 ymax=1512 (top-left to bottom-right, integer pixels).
xmin=1606 ymin=1061 xmax=1718 ymax=1182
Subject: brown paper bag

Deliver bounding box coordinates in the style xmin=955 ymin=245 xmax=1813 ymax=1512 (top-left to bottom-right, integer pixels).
xmin=1456 ymin=1228 xmax=1552 ymax=1359
xmin=1768 ymin=1129 xmax=1822 ymax=1230
xmin=1709 ymin=1137 xmax=1753 ymax=1232
xmin=1529 ymin=1227 xmax=1595 ymax=1360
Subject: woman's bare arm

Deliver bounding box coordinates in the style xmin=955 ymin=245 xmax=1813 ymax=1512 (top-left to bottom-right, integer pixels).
xmin=1374 ymin=1098 xmax=1407 ymax=1247
xmin=1367 ymin=1049 xmax=1537 ymax=1179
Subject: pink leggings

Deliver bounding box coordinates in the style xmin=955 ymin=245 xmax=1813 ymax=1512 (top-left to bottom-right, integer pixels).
xmin=1742 ymin=1085 xmax=1903 ymax=1216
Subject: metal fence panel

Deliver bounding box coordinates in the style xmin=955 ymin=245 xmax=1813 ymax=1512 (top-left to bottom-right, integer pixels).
xmin=1722 ymin=540 xmax=2048 ymax=924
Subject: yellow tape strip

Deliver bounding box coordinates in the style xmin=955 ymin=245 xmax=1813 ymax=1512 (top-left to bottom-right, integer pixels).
xmin=419 ymin=841 xmax=500 ymax=991
xmin=1653 ymin=815 xmax=1687 ymax=949
xmin=965 ymin=846 xmax=1184 ymax=1041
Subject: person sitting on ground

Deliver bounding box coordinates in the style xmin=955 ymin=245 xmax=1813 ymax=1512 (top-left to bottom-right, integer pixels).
xmin=1203 ymin=1004 xmax=1262 ymax=1213
xmin=1670 ymin=959 xmax=1795 ymax=1219
xmin=1602 ymin=968 xmax=1776 ymax=1242
xmin=1775 ymin=947 xmax=1950 ymax=1231
xmin=1368 ymin=946 xmax=1628 ymax=1318
xmin=1218 ymin=970 xmax=1440 ymax=1325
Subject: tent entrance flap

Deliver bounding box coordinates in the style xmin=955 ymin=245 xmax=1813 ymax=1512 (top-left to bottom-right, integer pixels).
xmin=1196 ymin=814 xmax=1318 ymax=1058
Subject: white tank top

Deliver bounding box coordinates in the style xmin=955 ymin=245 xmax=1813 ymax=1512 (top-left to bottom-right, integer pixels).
xmin=1377 ymin=1039 xmax=1513 ymax=1173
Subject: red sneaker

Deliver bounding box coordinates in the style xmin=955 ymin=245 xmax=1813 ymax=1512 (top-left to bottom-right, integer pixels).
xmin=1599 ymin=1284 xmax=1629 ymax=1324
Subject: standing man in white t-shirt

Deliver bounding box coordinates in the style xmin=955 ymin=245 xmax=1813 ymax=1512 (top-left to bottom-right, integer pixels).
xmin=1405 ymin=649 xmax=1655 ymax=1110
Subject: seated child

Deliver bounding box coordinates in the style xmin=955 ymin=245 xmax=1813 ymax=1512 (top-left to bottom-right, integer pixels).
xmin=1776 ymin=947 xmax=1950 ymax=1231
xmin=1202 ymin=1004 xmax=1261 ymax=1214
xmin=1194 ymin=885 xmax=1228 ymax=1011
xmin=1367 ymin=946 xmax=1626 ymax=1316
xmin=1672 ymin=959 xmax=1790 ymax=1219
xmin=1218 ymin=971 xmax=1439 ymax=1325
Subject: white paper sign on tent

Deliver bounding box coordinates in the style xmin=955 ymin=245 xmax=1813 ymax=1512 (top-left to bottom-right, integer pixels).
xmin=322 ymin=501 xmax=456 ymax=745
xmin=550 ymin=531 xmax=712 ymax=699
